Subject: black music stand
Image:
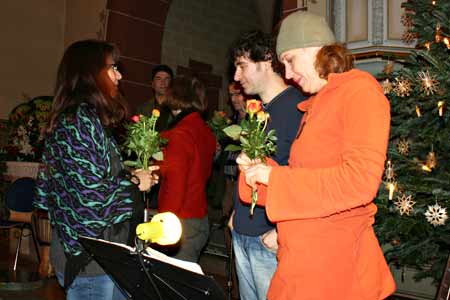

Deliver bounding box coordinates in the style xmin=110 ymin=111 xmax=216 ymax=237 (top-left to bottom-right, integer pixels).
xmin=79 ymin=236 xmax=225 ymax=300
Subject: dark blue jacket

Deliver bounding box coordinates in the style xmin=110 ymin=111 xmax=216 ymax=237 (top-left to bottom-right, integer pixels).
xmin=233 ymin=86 xmax=305 ymax=236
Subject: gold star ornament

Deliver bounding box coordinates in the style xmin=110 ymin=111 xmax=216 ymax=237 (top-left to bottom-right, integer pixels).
xmin=394 ymin=77 xmax=412 ymax=97
xmin=394 ymin=194 xmax=416 ymax=216
xmin=418 ymin=70 xmax=439 ymax=95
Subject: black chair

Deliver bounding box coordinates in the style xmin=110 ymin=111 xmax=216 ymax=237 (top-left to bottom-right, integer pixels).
xmin=0 ymin=177 xmax=40 ymax=271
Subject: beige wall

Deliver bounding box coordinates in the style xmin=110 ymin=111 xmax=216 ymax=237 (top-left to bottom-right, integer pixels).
xmin=387 ymin=0 xmax=406 ymax=40
xmin=0 ymin=0 xmax=107 ymax=120
xmin=346 ymin=0 xmax=369 ymax=43
xmin=0 ymin=1 xmax=260 ymax=118
xmin=0 ymin=0 xmax=65 ymax=119
xmin=64 ymin=0 xmax=108 ymax=48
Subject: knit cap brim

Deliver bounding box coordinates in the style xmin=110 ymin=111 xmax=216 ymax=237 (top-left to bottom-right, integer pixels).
xmin=276 ymin=11 xmax=336 ymax=58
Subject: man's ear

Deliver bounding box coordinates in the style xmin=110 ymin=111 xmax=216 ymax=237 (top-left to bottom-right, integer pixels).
xmin=261 ymin=60 xmax=272 ymax=72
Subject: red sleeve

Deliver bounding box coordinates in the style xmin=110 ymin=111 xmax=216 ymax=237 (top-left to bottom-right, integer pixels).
xmin=265 ymin=87 xmax=390 ymax=222
xmin=158 ymin=130 xmax=193 ymax=214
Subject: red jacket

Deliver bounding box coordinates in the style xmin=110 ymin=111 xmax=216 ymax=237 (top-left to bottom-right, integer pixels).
xmin=158 ymin=112 xmax=216 ymax=219
xmin=240 ymin=69 xmax=396 ymax=300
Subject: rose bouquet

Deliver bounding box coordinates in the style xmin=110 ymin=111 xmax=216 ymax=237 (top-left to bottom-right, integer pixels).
xmin=223 ymin=99 xmax=277 ymax=215
xmin=207 ymin=110 xmax=232 ymax=142
xmin=123 ymin=109 xmax=167 ymax=170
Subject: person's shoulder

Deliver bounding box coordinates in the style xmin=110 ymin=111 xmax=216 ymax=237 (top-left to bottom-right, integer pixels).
xmin=276 ymin=86 xmax=306 ymax=105
xmin=341 ymin=69 xmax=380 ymax=90
xmin=285 ymin=85 xmax=306 ymax=99
xmin=77 ymin=102 xmax=96 ymax=117
xmin=338 ymin=70 xmax=388 ymax=107
xmin=269 ymin=86 xmax=305 ymax=113
xmin=75 ymin=103 xmax=104 ymax=128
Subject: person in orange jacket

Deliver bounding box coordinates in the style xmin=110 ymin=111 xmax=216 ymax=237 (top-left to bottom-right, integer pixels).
xmin=236 ymin=11 xmax=396 ymax=300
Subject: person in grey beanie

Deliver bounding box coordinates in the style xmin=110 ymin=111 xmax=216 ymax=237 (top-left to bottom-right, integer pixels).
xmin=236 ymin=11 xmax=396 ymax=300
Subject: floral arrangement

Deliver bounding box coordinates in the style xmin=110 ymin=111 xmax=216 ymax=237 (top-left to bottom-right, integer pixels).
xmin=123 ymin=109 xmax=167 ymax=170
xmin=207 ymin=110 xmax=232 ymax=142
xmin=223 ymin=99 xmax=277 ymax=214
xmin=4 ymin=96 xmax=53 ymax=162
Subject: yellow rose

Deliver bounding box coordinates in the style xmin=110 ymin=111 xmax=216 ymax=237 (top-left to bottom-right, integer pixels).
xmin=152 ymin=109 xmax=160 ymax=117
xmin=256 ymin=111 xmax=266 ymax=121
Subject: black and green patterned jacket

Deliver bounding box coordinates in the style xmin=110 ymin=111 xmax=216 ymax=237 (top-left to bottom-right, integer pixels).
xmin=35 ymin=103 xmax=133 ymax=256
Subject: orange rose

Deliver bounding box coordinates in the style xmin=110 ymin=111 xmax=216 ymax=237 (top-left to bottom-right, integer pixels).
xmin=246 ymin=99 xmax=262 ymax=117
xmin=152 ymin=109 xmax=160 ymax=117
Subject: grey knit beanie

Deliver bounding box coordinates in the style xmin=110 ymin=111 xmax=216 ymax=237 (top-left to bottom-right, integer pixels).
xmin=276 ymin=11 xmax=336 ymax=57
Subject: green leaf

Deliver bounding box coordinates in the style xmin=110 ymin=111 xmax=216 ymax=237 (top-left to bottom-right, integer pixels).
xmin=223 ymin=125 xmax=242 ymax=140
xmin=152 ymin=151 xmax=164 ymax=161
xmin=124 ymin=160 xmax=140 ymax=167
xmin=224 ymin=144 xmax=242 ymax=152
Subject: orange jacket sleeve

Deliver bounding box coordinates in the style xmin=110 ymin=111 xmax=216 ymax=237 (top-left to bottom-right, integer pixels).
xmin=238 ymin=158 xmax=278 ymax=206
xmin=240 ymin=84 xmax=390 ymax=222
xmin=268 ymin=87 xmax=389 ymax=222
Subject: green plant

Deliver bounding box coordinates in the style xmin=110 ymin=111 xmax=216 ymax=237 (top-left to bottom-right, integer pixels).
xmin=4 ymin=96 xmax=52 ymax=162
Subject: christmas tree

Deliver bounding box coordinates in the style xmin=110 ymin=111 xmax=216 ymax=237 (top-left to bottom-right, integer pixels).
xmin=375 ymin=0 xmax=450 ymax=284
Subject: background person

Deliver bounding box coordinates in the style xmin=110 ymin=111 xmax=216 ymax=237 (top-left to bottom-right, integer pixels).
xmin=136 ymin=64 xmax=174 ymax=131
xmin=135 ymin=64 xmax=174 ymax=212
xmin=237 ymin=12 xmax=396 ymax=300
xmin=34 ymin=39 xmax=157 ymax=300
xmin=157 ymin=76 xmax=216 ymax=262
xmin=222 ymin=81 xmax=247 ymax=221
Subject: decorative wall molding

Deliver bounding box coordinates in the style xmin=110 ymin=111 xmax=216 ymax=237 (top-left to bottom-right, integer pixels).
xmin=383 ymin=0 xmax=415 ymax=48
xmin=345 ymin=0 xmax=372 ymax=50
xmin=333 ymin=0 xmax=414 ymax=55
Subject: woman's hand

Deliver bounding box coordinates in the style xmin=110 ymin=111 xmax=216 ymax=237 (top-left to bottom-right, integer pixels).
xmin=236 ymin=152 xmax=271 ymax=188
xmin=236 ymin=152 xmax=261 ymax=172
xmin=132 ymin=166 xmax=159 ymax=191
xmin=242 ymin=163 xmax=272 ymax=189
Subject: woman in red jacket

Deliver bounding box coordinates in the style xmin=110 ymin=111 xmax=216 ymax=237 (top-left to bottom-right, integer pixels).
xmin=157 ymin=77 xmax=216 ymax=262
xmin=237 ymin=12 xmax=396 ymax=300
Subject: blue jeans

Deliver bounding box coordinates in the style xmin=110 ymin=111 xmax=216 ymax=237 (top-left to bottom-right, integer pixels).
xmin=232 ymin=230 xmax=277 ymax=300
xmin=56 ymin=272 xmax=114 ymax=300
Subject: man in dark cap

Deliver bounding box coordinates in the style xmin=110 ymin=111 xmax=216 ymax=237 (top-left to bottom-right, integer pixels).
xmin=136 ymin=64 xmax=174 ymax=131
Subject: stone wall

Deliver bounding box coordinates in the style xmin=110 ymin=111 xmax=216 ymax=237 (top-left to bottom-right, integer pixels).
xmin=161 ymin=0 xmax=261 ymax=111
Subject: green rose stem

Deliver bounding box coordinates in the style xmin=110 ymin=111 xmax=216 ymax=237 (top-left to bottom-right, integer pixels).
xmin=248 ymin=114 xmax=267 ymax=216
xmin=222 ymin=100 xmax=277 ymax=217
xmin=142 ymin=115 xmax=159 ymax=221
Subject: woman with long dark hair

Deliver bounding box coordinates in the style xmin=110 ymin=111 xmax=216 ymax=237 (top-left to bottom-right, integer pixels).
xmin=35 ymin=40 xmax=157 ymax=300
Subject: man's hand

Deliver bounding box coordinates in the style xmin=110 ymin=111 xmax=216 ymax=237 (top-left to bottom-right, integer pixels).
xmin=228 ymin=210 xmax=235 ymax=231
xmin=261 ymin=229 xmax=278 ymax=251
